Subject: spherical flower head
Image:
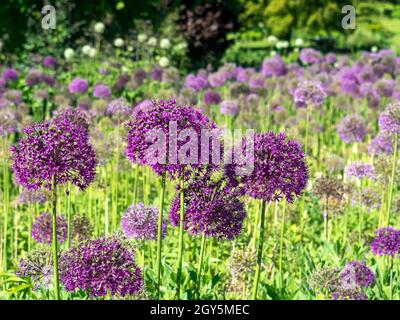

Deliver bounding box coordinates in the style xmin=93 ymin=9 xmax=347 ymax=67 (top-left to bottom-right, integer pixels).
xmin=340 ymin=261 xmax=375 ymax=289
xmin=69 ymin=77 xmax=88 ymax=94
xmin=132 ymin=99 xmax=152 ymax=114
xmin=121 ymin=203 xmax=167 ymax=240
xmin=32 ymin=212 xmax=67 ymax=244
xmin=325 ymin=53 xmax=337 ymax=64
xmin=4 ymin=89 xmax=23 ymax=105
xmin=300 ymin=48 xmax=323 ymax=65
xmin=137 ymin=34 xmax=147 ymax=43
xmin=203 ymin=90 xmax=221 ymax=106
xmin=41 ymin=73 xmax=56 ymax=87
xmin=374 ymin=79 xmax=396 ymax=98
xmin=337 ymin=114 xmax=367 ymax=144
xmin=160 ymin=38 xmax=171 ymax=49
xmin=64 ymin=48 xmax=74 ymax=60
xmin=371 ymin=227 xmax=400 ymax=256
xmin=345 ymin=162 xmax=375 ymax=180
xmin=18 ymin=189 xmax=49 ymax=205
xmin=293 ymin=81 xmax=326 ymax=108
xmin=94 ymin=22 xmax=105 ymax=34
xmin=151 ymin=66 xmax=164 ymax=81
xmin=169 ymin=174 xmax=246 ymax=240
xmin=379 ymin=103 xmax=400 ymax=135
xmin=43 ymin=56 xmax=58 ymax=69
xmin=53 ymin=107 xmax=90 ymax=134
xmin=184 ymin=73 xmax=208 ymax=92
xmin=2 ymin=68 xmax=18 ymax=82
xmin=113 ymin=38 xmax=124 ymax=47
xmin=11 ymin=117 xmax=97 ymax=190
xmin=25 ymin=69 xmax=42 ymax=87
xmin=262 ymin=55 xmax=287 ymax=77
xmin=59 ymin=237 xmax=143 ymax=297
xmin=235 ymin=67 xmax=256 ymax=82
xmin=71 ymin=215 xmax=93 ymax=242
xmin=159 ymin=57 xmax=169 ymax=68
xmin=331 ymin=288 xmax=368 ymax=300
xmin=369 ymin=133 xmax=394 ymax=156
xmin=231 ymin=132 xmax=309 ymax=203
xmin=134 ymin=68 xmax=148 ymax=85
xmin=0 ymin=108 xmax=18 ymax=136
xmin=248 ymin=74 xmax=266 ymax=91
xmin=107 ymin=97 xmax=132 ymax=117
xmin=220 ymin=100 xmax=240 ymax=116
xmin=126 ymin=99 xmax=216 ymax=178
xmin=93 ymin=84 xmax=111 ymax=99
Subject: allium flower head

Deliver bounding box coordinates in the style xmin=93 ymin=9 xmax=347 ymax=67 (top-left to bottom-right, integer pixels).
xmin=308 ymin=267 xmax=341 ymax=292
xmin=2 ymin=68 xmax=18 ymax=82
xmin=313 ymin=175 xmax=344 ymax=200
xmin=11 ymin=116 xmax=97 ymax=190
xmin=71 ymin=215 xmax=93 ymax=242
xmin=231 ymin=132 xmax=308 ymax=203
xmin=220 ymin=100 xmax=240 ymax=116
xmin=337 ymin=114 xmax=367 ymax=144
xmin=379 ymin=103 xmax=400 ymax=135
xmin=345 ymin=162 xmax=375 ymax=180
xmin=121 ymin=203 xmax=167 ymax=240
xmin=93 ymin=84 xmax=111 ymax=99
xmin=43 ymin=56 xmax=58 ymax=69
xmin=69 ymin=77 xmax=89 ymax=94
xmin=203 ymin=90 xmax=221 ymax=106
xmin=126 ymin=99 xmax=216 ymax=178
xmin=184 ymin=73 xmax=208 ymax=92
xmin=300 ymin=48 xmax=323 ymax=65
xmin=262 ymin=55 xmax=287 ymax=77
xmin=369 ymin=133 xmax=394 ymax=156
xmin=18 ymin=189 xmax=49 ymax=205
xmin=106 ymin=97 xmax=132 ymax=117
xmin=371 ymin=227 xmax=400 ymax=256
xmin=134 ymin=68 xmax=148 ymax=85
xmin=169 ymin=174 xmax=246 ymax=240
xmin=332 ymin=288 xmax=367 ymax=300
xmin=341 ymin=261 xmax=375 ymax=289
xmin=59 ymin=237 xmax=143 ymax=297
xmin=25 ymin=69 xmax=42 ymax=87
xmin=293 ymin=81 xmax=326 ymax=108
xmin=32 ymin=212 xmax=68 ymax=244
xmin=0 ymin=108 xmax=18 ymax=136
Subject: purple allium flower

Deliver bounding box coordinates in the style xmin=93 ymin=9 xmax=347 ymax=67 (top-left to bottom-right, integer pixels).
xmin=41 ymin=73 xmax=56 ymax=87
xmin=345 ymin=162 xmax=375 ymax=180
xmin=262 ymin=55 xmax=287 ymax=77
xmin=134 ymin=68 xmax=148 ymax=85
xmin=379 ymin=103 xmax=400 ymax=135
xmin=357 ymin=65 xmax=376 ymax=84
xmin=2 ymin=68 xmax=18 ymax=82
xmin=69 ymin=77 xmax=89 ymax=94
xmin=53 ymin=107 xmax=90 ymax=134
xmin=369 ymin=133 xmax=394 ymax=156
xmin=121 ymin=203 xmax=167 ymax=240
xmin=71 ymin=215 xmax=93 ymax=242
xmin=126 ymin=99 xmax=216 ymax=178
xmin=339 ymin=67 xmax=360 ymax=97
xmin=16 ymin=249 xmax=53 ymax=290
xmin=337 ymin=114 xmax=367 ymax=144
xmin=184 ymin=73 xmax=208 ymax=92
xmin=208 ymin=72 xmax=228 ymax=88
xmin=332 ymin=288 xmax=368 ymax=300
xmin=106 ymin=97 xmax=132 ymax=116
xmin=151 ymin=66 xmax=164 ymax=81
xmin=325 ymin=53 xmax=337 ymax=64
xmin=248 ymin=74 xmax=266 ymax=91
xmin=229 ymin=132 xmax=309 ymax=203
xmin=341 ymin=261 xmax=375 ymax=289
xmin=220 ymin=100 xmax=240 ymax=116
xmin=235 ymin=67 xmax=256 ymax=82
xmin=11 ymin=116 xmax=97 ymax=190
xmin=374 ymin=79 xmax=396 ymax=98
xmin=132 ymin=99 xmax=153 ymax=114
xmin=293 ymin=81 xmax=326 ymax=107
xmin=300 ymin=48 xmax=323 ymax=65
xmin=371 ymin=227 xmax=400 ymax=256
xmin=4 ymin=89 xmax=22 ymax=105
xmin=25 ymin=69 xmax=42 ymax=87
xmin=113 ymin=74 xmax=131 ymax=92
xmin=32 ymin=212 xmax=68 ymax=244
xmin=0 ymin=108 xmax=18 ymax=136
xmin=43 ymin=56 xmax=58 ymax=69
xmin=59 ymin=237 xmax=143 ymax=297
xmin=18 ymin=189 xmax=48 ymax=205
xmin=93 ymin=84 xmax=111 ymax=99
xmin=169 ymin=173 xmax=245 ymax=240
xmin=203 ymin=90 xmax=222 ymax=106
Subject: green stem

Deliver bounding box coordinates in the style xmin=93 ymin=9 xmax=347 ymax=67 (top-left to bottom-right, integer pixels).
xmin=196 ymin=233 xmax=206 ymax=299
xmin=387 ymin=133 xmax=398 ymax=226
xmin=176 ymin=175 xmax=185 ymax=300
xmin=251 ymin=200 xmax=267 ymax=300
xmin=155 ymin=172 xmax=166 ymax=299
xmin=52 ymin=178 xmax=60 ymax=300
xmin=67 ymin=184 xmax=71 ymax=248
xmin=278 ymin=200 xmax=286 ymax=289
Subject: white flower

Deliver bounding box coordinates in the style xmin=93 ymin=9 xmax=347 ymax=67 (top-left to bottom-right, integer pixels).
xmin=138 ymin=34 xmax=147 ymax=43
xmin=267 ymin=35 xmax=278 ymax=44
xmin=295 ymin=38 xmax=304 ymax=47
xmin=114 ymin=38 xmax=124 ymax=47
xmin=276 ymin=40 xmax=289 ymax=49
xmin=94 ymin=22 xmax=105 ymax=34
xmin=160 ymin=38 xmax=171 ymax=49
xmin=127 ymin=46 xmax=133 ymax=52
xmin=175 ymin=42 xmax=187 ymax=51
xmin=148 ymin=37 xmax=157 ymax=46
xmin=64 ymin=48 xmax=75 ymax=60
xmin=371 ymin=46 xmax=378 ymax=53
xmin=159 ymin=57 xmax=169 ymax=68
xmin=88 ymin=48 xmax=97 ymax=58
xmin=82 ymin=45 xmax=92 ymax=55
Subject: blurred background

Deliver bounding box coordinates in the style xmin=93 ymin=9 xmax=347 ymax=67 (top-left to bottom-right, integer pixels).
xmin=1 ymin=0 xmax=400 ymax=70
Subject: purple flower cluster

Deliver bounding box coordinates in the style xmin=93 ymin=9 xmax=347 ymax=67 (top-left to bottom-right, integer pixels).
xmin=18 ymin=189 xmax=49 ymax=205
xmin=11 ymin=110 xmax=97 ymax=190
xmin=345 ymin=162 xmax=375 ymax=180
xmin=341 ymin=261 xmax=375 ymax=288
xmin=369 ymin=133 xmax=394 ymax=156
xmin=93 ymin=84 xmax=111 ymax=99
xmin=203 ymin=90 xmax=222 ymax=106
xmin=379 ymin=103 xmax=400 ymax=135
xmin=69 ymin=77 xmax=89 ymax=94
xmin=2 ymin=68 xmax=18 ymax=82
xmin=337 ymin=114 xmax=367 ymax=144
xmin=300 ymin=48 xmax=323 ymax=65
xmin=106 ymin=97 xmax=132 ymax=117
xmin=262 ymin=55 xmax=287 ymax=77
xmin=43 ymin=56 xmax=58 ymax=69
xmin=121 ymin=203 xmax=167 ymax=240
xmin=293 ymin=81 xmax=327 ymax=107
xmin=184 ymin=73 xmax=208 ymax=92
xmin=59 ymin=237 xmax=143 ymax=297
xmin=230 ymin=132 xmax=308 ymax=203
xmin=220 ymin=100 xmax=240 ymax=116
xmin=32 ymin=212 xmax=68 ymax=244
xmin=126 ymin=99 xmax=216 ymax=178
xmin=169 ymin=174 xmax=245 ymax=240
xmin=371 ymin=227 xmax=400 ymax=256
